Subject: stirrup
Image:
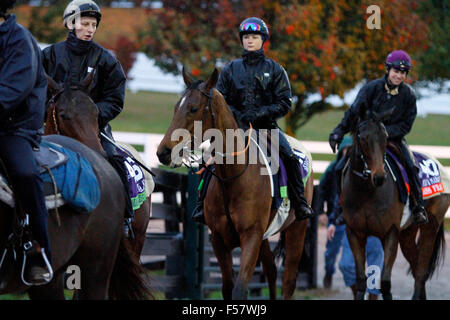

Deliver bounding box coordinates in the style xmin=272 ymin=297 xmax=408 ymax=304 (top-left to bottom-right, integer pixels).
xmin=21 ymin=242 xmax=53 ymax=286
xmin=124 ymin=218 xmax=135 ymax=239
xmin=412 ymin=206 xmax=428 ymax=225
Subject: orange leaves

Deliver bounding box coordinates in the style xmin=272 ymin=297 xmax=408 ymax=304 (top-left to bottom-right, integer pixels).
xmin=285 ymin=25 xmax=295 ymax=35
xmin=191 ymin=69 xmax=201 ymax=77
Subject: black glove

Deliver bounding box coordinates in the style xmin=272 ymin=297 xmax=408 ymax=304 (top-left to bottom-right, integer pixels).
xmin=241 ymin=107 xmax=270 ymax=125
xmin=329 ymin=130 xmax=343 ymax=153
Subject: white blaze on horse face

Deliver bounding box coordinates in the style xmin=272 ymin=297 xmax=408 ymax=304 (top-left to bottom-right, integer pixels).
xmin=178 ymin=95 xmax=187 ymax=111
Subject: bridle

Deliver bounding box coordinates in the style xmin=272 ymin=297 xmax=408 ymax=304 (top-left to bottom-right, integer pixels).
xmin=351 ymin=119 xmax=387 ymax=180
xmin=194 ymin=86 xmax=253 ymax=182
xmin=46 ymin=88 xmax=66 ymax=135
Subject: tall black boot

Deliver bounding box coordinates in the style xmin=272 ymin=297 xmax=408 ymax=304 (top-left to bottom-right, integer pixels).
xmin=192 ymin=168 xmax=213 ymax=225
xmin=409 ymin=171 xmax=428 ymax=225
xmin=284 ymin=154 xmax=314 ymax=220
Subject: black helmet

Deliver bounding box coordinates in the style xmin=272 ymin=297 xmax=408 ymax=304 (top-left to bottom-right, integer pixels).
xmin=239 ymin=17 xmax=269 ymax=43
xmin=63 ymin=0 xmax=102 ymax=29
xmin=0 ymin=0 xmax=16 ymax=15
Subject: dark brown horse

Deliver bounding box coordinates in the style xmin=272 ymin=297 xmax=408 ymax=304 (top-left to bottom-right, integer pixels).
xmin=342 ymin=106 xmax=449 ymax=300
xmin=157 ymin=68 xmax=313 ymax=299
xmin=0 ymin=134 xmax=152 ymax=299
xmin=44 ymin=74 xmax=152 ymax=259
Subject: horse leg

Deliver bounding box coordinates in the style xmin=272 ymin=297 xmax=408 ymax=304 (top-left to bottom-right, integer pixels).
xmin=380 ymin=226 xmax=400 ymax=300
xmin=259 ymin=239 xmax=277 ymax=300
xmin=211 ymin=232 xmax=234 ymax=300
xmin=412 ymin=216 xmax=441 ymax=300
xmin=346 ymin=227 xmax=367 ymax=300
xmin=233 ymin=232 xmax=263 ymax=300
xmin=27 ymin=270 xmax=66 ymax=300
xmin=399 ymin=225 xmax=419 ymax=278
xmin=282 ymin=220 xmax=308 ymax=299
xmin=129 ymin=197 xmax=151 ymax=259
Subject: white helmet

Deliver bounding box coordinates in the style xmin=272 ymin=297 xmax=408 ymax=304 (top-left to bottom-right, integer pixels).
xmin=63 ymin=0 xmax=102 ymax=29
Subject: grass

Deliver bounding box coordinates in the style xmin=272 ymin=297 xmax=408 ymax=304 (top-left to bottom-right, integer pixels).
xmin=445 ymin=218 xmax=450 ymax=232
xmin=113 ymin=90 xmax=450 ymax=147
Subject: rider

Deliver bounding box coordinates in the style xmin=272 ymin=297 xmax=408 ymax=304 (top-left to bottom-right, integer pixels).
xmin=0 ymin=0 xmax=52 ymax=284
xmin=192 ymin=17 xmax=314 ymax=223
xmin=42 ymin=0 xmax=134 ymax=236
xmin=329 ymin=50 xmax=428 ymax=225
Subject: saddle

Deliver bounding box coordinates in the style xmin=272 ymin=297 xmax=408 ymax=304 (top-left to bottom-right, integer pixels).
xmin=385 ymin=143 xmax=446 ymax=202
xmin=0 ymin=140 xmax=101 ymax=213
xmin=263 ymin=134 xmax=312 ymax=239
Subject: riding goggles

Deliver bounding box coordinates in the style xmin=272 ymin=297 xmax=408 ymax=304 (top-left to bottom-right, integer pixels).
xmin=240 ymin=22 xmax=261 ymax=32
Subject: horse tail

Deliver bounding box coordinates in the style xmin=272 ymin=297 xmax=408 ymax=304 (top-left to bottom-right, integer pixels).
xmin=426 ymin=223 xmax=446 ymax=280
xmin=109 ymin=235 xmax=154 ymax=300
xmin=273 ymin=231 xmax=286 ymax=262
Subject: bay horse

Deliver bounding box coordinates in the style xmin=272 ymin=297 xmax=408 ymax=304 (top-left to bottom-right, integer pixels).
xmin=341 ymin=106 xmax=449 ymax=300
xmin=44 ymin=73 xmax=152 ymax=259
xmin=157 ymin=68 xmax=313 ymax=299
xmin=0 ymin=134 xmax=152 ymax=299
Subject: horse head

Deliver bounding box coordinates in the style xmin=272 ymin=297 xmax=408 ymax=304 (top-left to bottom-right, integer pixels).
xmin=353 ymin=105 xmax=393 ymax=187
xmin=157 ymin=67 xmax=230 ymax=167
xmin=45 ymin=72 xmax=103 ymax=152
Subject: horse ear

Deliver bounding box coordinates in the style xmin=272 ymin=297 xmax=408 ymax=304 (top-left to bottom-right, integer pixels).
xmin=80 ymin=71 xmax=95 ymax=93
xmin=204 ymin=68 xmax=219 ymax=91
xmin=182 ymin=66 xmax=194 ymax=87
xmin=374 ymin=107 xmax=395 ymax=122
xmin=46 ymin=74 xmax=61 ymax=96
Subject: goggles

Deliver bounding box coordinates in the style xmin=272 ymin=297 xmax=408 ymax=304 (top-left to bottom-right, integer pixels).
xmin=240 ymin=22 xmax=261 ymax=32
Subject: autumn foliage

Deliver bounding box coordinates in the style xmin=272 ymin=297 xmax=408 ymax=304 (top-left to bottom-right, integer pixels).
xmin=138 ymin=0 xmax=429 ymax=133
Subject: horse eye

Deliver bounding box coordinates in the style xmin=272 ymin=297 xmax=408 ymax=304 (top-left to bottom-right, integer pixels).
xmin=190 ymin=107 xmax=199 ymax=113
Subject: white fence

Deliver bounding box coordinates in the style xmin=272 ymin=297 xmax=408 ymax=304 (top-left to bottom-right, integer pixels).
xmin=113 ymin=131 xmax=450 ymax=217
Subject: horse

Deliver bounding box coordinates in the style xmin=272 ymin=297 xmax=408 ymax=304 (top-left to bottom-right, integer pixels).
xmin=0 ymin=134 xmax=152 ymax=299
xmin=44 ymin=73 xmax=153 ymax=260
xmin=341 ymin=106 xmax=449 ymax=300
xmin=157 ymin=68 xmax=314 ymax=299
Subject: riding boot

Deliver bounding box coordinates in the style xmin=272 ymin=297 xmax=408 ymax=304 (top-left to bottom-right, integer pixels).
xmin=107 ymin=155 xmax=135 ymax=237
xmin=409 ymin=174 xmax=428 ymax=225
xmin=192 ymin=167 xmax=213 ymax=225
xmin=400 ymin=142 xmax=428 ymax=225
xmin=284 ymin=154 xmax=314 ymax=220
xmin=333 ymin=155 xmax=347 ymax=225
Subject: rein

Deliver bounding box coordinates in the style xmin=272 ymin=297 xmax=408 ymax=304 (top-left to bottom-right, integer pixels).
xmin=47 ymin=89 xmax=65 ymax=135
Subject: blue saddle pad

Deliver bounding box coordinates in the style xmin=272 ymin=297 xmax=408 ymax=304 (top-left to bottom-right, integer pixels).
xmin=39 ymin=140 xmax=100 ymax=213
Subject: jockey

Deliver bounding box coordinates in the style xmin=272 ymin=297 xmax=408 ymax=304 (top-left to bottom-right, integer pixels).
xmin=42 ymin=0 xmax=134 ymax=236
xmin=192 ymin=17 xmax=314 ymax=223
xmin=329 ymin=50 xmax=428 ymax=225
xmin=0 ymin=0 xmax=52 ymax=284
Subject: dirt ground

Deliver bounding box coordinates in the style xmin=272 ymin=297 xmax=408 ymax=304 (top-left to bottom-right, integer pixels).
xmin=294 ymin=226 xmax=450 ymax=300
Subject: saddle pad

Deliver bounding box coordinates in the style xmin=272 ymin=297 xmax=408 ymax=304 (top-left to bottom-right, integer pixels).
xmin=263 ymin=135 xmax=313 ymax=240
xmin=414 ymin=151 xmax=447 ymax=199
xmin=40 ymin=143 xmax=100 ymax=213
xmin=34 ymin=140 xmax=69 ymax=174
xmin=386 ymin=149 xmax=448 ymax=202
xmin=116 ymin=148 xmax=147 ymax=211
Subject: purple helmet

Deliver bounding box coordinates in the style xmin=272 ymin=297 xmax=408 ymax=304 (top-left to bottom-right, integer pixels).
xmin=385 ymin=50 xmax=412 ymax=72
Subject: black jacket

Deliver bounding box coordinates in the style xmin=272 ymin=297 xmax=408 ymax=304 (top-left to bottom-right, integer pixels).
xmin=42 ymin=31 xmax=126 ymax=131
xmin=216 ymin=49 xmax=292 ymax=129
xmin=332 ymin=75 xmax=417 ymax=142
xmin=0 ymin=14 xmax=47 ymax=132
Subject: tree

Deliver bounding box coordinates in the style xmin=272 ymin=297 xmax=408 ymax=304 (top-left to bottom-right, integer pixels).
xmin=101 ymin=36 xmax=138 ymax=79
xmin=138 ymin=0 xmax=429 ymax=134
xmin=27 ymin=2 xmax=67 ymax=44
xmin=415 ymin=0 xmax=450 ymax=85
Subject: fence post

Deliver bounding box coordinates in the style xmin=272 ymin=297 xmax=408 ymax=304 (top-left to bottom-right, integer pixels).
xmin=184 ymin=169 xmax=204 ymax=299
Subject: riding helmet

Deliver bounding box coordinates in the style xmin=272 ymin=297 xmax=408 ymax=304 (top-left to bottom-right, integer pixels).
xmin=63 ymin=0 xmax=102 ymax=29
xmin=385 ymin=50 xmax=412 ymax=72
xmin=239 ymin=17 xmax=269 ymax=43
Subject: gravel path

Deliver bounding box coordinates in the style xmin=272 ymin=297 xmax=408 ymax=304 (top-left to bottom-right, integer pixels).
xmin=294 ymin=226 xmax=450 ymax=300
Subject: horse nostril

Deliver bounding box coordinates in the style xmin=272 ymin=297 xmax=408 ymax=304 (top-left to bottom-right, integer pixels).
xmin=373 ymin=174 xmax=385 ymax=187
xmin=157 ymin=146 xmax=172 ymax=164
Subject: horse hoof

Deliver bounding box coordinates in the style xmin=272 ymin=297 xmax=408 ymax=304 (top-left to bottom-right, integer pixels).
xmin=382 ymin=294 xmax=393 ymax=300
